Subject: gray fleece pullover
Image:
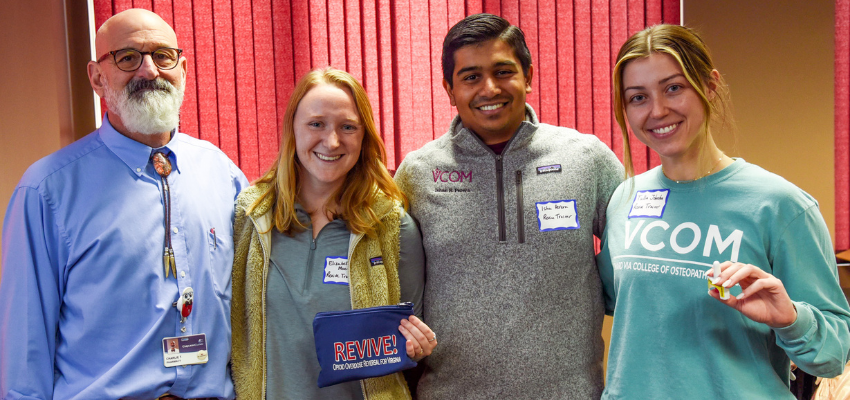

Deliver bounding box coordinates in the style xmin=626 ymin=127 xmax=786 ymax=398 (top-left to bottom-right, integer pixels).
xmin=394 ymin=105 xmax=623 ymax=399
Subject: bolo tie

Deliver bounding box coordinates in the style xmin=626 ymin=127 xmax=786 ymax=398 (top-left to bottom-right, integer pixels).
xmin=152 ymin=151 xmax=177 ymax=278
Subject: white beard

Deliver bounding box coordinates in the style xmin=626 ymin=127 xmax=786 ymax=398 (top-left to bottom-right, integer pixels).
xmin=103 ymin=76 xmax=185 ymax=135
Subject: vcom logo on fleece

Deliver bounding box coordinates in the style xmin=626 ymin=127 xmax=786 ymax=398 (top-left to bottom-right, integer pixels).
xmin=431 ymin=168 xmax=472 ymax=183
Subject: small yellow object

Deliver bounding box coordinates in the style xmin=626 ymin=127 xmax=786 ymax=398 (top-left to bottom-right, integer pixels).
xmin=708 ymin=279 xmax=729 ymax=299
xmin=708 ymin=260 xmax=731 ymax=300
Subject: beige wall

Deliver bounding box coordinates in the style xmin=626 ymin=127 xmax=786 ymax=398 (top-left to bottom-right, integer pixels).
xmin=0 ymin=1 xmax=94 ymax=272
xmin=683 ymin=0 xmax=836 ymax=238
xmin=0 ymin=1 xmax=70 ymax=271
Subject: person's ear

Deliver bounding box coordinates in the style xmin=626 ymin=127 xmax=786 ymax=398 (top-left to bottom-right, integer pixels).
xmin=443 ymin=79 xmax=456 ymax=107
xmin=706 ymin=69 xmax=720 ymax=101
xmin=178 ymin=55 xmax=188 ymax=81
xmin=87 ymin=61 xmax=107 ymax=98
xmin=524 ymin=64 xmax=534 ymax=93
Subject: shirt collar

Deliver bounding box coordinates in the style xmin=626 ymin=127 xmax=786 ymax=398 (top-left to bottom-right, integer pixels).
xmin=452 ymin=103 xmax=539 ymax=154
xmin=99 ymin=113 xmax=182 ymax=177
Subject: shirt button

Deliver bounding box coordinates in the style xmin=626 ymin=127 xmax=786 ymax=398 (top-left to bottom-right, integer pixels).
xmin=181 ymin=326 xmax=186 ymax=332
xmin=172 ymin=227 xmax=179 ymax=234
xmin=180 ymin=271 xmax=186 ymax=278
xmin=136 ymin=168 xmax=142 ymax=173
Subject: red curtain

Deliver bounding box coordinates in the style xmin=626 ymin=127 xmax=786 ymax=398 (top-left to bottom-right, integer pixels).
xmin=837 ymin=0 xmax=850 ymax=252
xmin=93 ymin=0 xmax=678 ymax=181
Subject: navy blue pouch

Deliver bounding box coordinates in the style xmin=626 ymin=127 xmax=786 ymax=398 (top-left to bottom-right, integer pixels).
xmin=313 ymin=302 xmax=417 ymax=388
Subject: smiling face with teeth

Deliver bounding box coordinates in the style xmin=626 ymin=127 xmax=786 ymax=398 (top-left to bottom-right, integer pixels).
xmin=443 ymin=39 xmax=533 ymax=145
xmin=293 ymin=83 xmax=364 ymax=195
xmin=622 ymin=53 xmax=711 ymax=166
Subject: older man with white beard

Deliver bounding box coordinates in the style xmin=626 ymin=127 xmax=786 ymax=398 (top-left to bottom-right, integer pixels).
xmin=0 ymin=8 xmax=247 ymax=400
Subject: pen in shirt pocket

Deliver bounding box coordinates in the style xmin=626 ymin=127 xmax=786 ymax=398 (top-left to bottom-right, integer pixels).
xmin=210 ymin=227 xmax=217 ymax=249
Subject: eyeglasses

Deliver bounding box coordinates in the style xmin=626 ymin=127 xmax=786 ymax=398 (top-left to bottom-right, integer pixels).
xmin=96 ymin=48 xmax=183 ymax=72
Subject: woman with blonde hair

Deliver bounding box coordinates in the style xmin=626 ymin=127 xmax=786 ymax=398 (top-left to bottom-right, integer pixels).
xmin=598 ymin=24 xmax=850 ymax=398
xmin=231 ymin=67 xmax=436 ymax=399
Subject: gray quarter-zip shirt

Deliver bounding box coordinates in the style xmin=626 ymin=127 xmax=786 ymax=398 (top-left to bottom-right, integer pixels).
xmin=395 ymin=104 xmax=624 ymax=399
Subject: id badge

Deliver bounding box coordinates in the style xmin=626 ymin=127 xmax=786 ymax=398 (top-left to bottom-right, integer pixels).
xmin=162 ymin=334 xmax=209 ymax=367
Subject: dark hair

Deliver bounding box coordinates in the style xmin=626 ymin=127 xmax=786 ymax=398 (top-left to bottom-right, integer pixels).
xmin=442 ymin=13 xmax=532 ymax=87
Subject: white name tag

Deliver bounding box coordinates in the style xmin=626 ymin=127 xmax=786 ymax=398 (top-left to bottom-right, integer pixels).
xmin=162 ymin=334 xmax=209 ymax=367
xmin=536 ymin=200 xmax=580 ymax=231
xmin=629 ymin=189 xmax=670 ymax=218
xmin=324 ymin=256 xmax=349 ymax=285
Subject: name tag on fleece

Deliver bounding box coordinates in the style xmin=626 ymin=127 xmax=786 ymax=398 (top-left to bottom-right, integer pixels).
xmin=324 ymin=256 xmax=349 ymax=285
xmin=536 ymin=200 xmax=580 ymax=231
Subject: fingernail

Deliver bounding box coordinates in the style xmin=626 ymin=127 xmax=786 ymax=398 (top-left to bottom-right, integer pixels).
xmin=736 ymin=293 xmax=745 ymax=300
xmin=722 ymin=281 xmax=732 ymax=288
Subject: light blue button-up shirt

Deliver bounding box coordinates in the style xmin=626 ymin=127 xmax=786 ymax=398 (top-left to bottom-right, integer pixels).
xmin=0 ymin=115 xmax=248 ymax=400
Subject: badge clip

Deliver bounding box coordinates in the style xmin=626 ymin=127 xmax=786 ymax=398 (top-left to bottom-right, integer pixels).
xmin=177 ymin=287 xmax=194 ymax=323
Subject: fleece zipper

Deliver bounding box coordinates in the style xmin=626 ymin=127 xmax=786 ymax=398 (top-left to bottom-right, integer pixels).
xmin=516 ymin=170 xmax=525 ymax=243
xmin=303 ymin=236 xmax=318 ymax=292
xmin=496 ymin=155 xmax=506 ymax=242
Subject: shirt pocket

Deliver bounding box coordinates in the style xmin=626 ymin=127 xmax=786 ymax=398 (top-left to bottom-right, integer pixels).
xmin=207 ymin=228 xmax=234 ymax=300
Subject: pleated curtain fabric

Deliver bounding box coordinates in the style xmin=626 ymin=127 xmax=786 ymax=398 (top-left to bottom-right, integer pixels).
xmin=837 ymin=0 xmax=850 ymax=252
xmin=93 ymin=0 xmax=679 ymax=181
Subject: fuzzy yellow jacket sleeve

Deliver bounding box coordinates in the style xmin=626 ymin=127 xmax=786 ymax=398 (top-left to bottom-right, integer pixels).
xmin=231 ymin=184 xmax=271 ymax=399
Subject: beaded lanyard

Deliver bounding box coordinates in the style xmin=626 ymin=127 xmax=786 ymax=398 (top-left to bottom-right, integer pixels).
xmin=152 ymin=151 xmax=177 ymax=278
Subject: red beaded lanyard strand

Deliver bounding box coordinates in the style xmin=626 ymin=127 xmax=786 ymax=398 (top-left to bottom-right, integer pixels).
xmin=152 ymin=151 xmax=177 ymax=278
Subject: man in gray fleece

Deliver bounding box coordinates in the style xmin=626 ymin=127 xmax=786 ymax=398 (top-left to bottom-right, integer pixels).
xmin=394 ymin=13 xmax=623 ymax=399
